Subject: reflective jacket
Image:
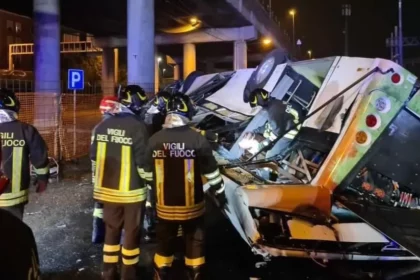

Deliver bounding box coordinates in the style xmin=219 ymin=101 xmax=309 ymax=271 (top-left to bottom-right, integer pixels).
xmin=254 ymin=99 xmax=302 ymax=141
xmin=0 ymin=121 xmax=49 ymax=207
xmin=90 ymin=113 xmax=149 ymax=204
xmin=144 ymin=126 xmax=223 ymax=221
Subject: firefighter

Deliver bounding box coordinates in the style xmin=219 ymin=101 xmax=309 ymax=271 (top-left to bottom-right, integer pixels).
xmin=147 ymin=91 xmax=219 ymax=143
xmin=92 ymin=95 xmax=120 ymax=244
xmin=0 ymin=88 xmax=49 ymax=220
xmin=239 ymin=88 xmax=302 ymax=160
xmin=144 ymin=93 xmax=227 ymax=280
xmin=90 ymin=85 xmax=149 ymax=280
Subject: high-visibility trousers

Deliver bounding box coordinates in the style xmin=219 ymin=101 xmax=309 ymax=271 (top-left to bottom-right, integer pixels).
xmin=102 ymin=202 xmax=144 ymax=280
xmin=154 ymin=217 xmax=205 ymax=269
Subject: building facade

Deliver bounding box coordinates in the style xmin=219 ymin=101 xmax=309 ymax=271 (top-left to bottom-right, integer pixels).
xmin=0 ymin=9 xmax=91 ymax=71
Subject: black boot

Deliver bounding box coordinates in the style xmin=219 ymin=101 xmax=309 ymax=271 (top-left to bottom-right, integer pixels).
xmin=186 ymin=265 xmax=203 ymax=280
xmin=154 ymin=265 xmax=172 ymax=280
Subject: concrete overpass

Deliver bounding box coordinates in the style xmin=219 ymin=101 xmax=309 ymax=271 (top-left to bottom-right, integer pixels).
xmin=0 ymin=0 xmax=289 ymax=127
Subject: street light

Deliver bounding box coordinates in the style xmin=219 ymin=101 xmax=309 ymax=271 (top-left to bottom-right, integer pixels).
xmin=262 ymin=38 xmax=272 ymax=46
xmin=157 ymin=56 xmax=162 ymax=63
xmin=307 ymin=50 xmax=312 ymax=59
xmin=342 ymin=4 xmax=351 ymax=56
xmin=289 ymin=9 xmax=296 ymax=53
xmin=190 ymin=17 xmax=200 ymax=27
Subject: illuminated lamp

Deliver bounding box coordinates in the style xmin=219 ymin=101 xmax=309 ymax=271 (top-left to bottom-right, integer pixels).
xmin=391 ymin=73 xmax=401 ymax=84
xmin=365 ymin=114 xmax=381 ymax=129
xmin=355 ymin=131 xmax=370 ymax=145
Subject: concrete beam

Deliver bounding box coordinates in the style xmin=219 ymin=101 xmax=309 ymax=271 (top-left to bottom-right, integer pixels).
xmin=225 ymin=0 xmax=288 ymax=50
xmin=172 ymin=53 xmax=264 ymax=64
xmin=93 ymin=26 xmax=258 ymax=48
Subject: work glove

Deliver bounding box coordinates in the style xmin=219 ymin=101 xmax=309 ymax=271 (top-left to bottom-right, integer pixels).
xmin=34 ymin=179 xmax=48 ymax=193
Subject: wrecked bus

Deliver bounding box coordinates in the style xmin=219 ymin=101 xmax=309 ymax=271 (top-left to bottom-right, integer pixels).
xmin=173 ymin=51 xmax=420 ymax=268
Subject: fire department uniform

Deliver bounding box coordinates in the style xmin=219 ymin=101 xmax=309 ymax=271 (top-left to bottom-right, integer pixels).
xmin=0 ymin=121 xmax=49 ymax=219
xmin=0 ymin=208 xmax=41 ymax=280
xmin=90 ymin=113 xmax=149 ymax=280
xmin=253 ymin=99 xmax=302 ymax=159
xmin=144 ymin=125 xmax=224 ymax=278
xmin=92 ymin=96 xmax=120 ymax=244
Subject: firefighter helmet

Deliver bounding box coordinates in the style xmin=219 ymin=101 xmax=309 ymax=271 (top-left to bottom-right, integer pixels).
xmin=153 ymin=91 xmax=171 ymax=114
xmin=99 ymin=96 xmax=119 ymax=115
xmin=119 ymin=85 xmax=148 ymax=114
xmin=248 ymin=88 xmax=270 ymax=108
xmin=167 ymin=94 xmax=196 ymax=120
xmin=0 ymin=88 xmax=20 ymax=113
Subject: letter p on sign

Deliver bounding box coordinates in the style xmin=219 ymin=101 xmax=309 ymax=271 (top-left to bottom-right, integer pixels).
xmin=68 ymin=69 xmax=84 ymax=90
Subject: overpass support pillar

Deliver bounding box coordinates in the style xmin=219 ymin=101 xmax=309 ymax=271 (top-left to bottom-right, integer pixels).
xmin=33 ymin=0 xmax=61 ymax=129
xmin=234 ymin=40 xmax=247 ymax=70
xmin=114 ymin=48 xmax=119 ymax=84
xmin=102 ymin=47 xmax=115 ymax=96
xmin=127 ymin=0 xmax=155 ymax=93
xmin=183 ymin=43 xmax=196 ymax=79
xmin=155 ymin=52 xmax=160 ymax=93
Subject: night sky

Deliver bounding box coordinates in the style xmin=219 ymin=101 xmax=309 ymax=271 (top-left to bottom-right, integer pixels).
xmin=1 ymin=0 xmax=419 ymax=61
xmin=272 ymin=0 xmax=420 ymax=60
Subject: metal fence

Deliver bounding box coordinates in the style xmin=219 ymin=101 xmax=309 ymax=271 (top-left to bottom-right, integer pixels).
xmin=13 ymin=82 xmax=160 ymax=161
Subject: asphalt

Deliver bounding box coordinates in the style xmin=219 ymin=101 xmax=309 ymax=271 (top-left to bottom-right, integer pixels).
xmin=21 ymin=158 xmax=420 ymax=280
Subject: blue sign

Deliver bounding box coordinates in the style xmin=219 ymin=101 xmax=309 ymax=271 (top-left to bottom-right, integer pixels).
xmin=68 ymin=69 xmax=84 ymax=90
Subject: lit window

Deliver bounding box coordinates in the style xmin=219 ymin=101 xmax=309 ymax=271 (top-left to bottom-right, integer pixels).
xmin=15 ymin=22 xmax=22 ymax=33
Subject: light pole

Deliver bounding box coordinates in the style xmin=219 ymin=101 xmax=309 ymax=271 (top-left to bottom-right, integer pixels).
xmin=342 ymin=4 xmax=351 ymax=56
xmin=289 ymin=9 xmax=296 ymax=53
xmin=398 ymin=0 xmax=403 ymax=65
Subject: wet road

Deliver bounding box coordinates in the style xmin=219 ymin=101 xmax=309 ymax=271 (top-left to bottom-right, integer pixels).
xmin=22 ymin=159 xmax=420 ymax=280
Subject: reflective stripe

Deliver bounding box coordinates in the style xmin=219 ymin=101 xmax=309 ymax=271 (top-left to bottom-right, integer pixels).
xmin=122 ymin=247 xmax=140 ymax=257
xmin=137 ymin=168 xmax=145 ymax=178
xmin=156 ymin=201 xmax=205 ymax=212
xmin=0 ymin=190 xmax=28 ymax=207
xmin=94 ymin=191 xmax=146 ymax=204
xmin=34 ymin=166 xmax=49 ymax=175
xmin=138 ymin=168 xmax=153 ymax=182
xmin=177 ymin=225 xmax=183 ymax=237
xmin=154 ymin=254 xmax=174 ymax=268
xmin=103 ymin=255 xmax=119 ymax=263
xmin=104 ymin=244 xmax=120 ymax=252
xmin=12 ymin=147 xmax=23 ymax=194
xmin=155 ymin=159 xmax=165 ymax=205
xmin=208 ymin=176 xmax=222 ymax=186
xmin=204 ymin=169 xmax=220 ymax=180
xmin=156 ymin=202 xmax=205 ymax=221
xmin=90 ymin=135 xmax=95 ymax=144
xmin=185 ymin=256 xmax=205 ymax=267
xmin=93 ymin=208 xmax=103 ymax=218
xmin=122 ymin=256 xmax=139 ymax=265
xmin=215 ymin=184 xmax=225 ymax=194
xmin=95 ymin=142 xmax=107 ymax=188
xmin=94 ymin=186 xmax=147 ymax=197
xmin=184 ymin=159 xmax=195 ymax=207
xmin=119 ymin=145 xmax=131 ymax=192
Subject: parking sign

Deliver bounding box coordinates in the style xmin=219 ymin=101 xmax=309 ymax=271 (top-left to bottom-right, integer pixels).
xmin=68 ymin=69 xmax=84 ymax=90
